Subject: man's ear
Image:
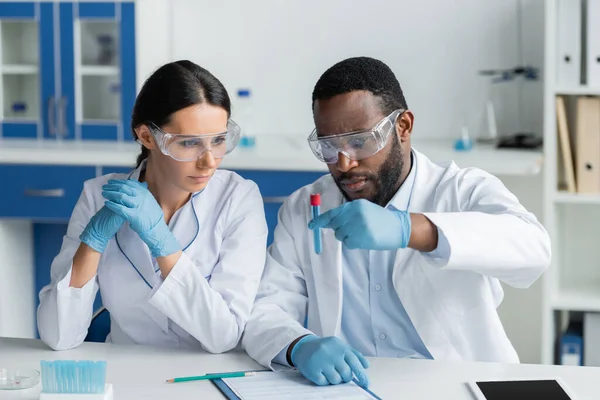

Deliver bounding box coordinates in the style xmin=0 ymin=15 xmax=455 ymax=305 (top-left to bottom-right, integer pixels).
xmin=396 ymin=110 xmax=414 ymax=143
xmin=135 ymin=124 xmax=157 ymax=150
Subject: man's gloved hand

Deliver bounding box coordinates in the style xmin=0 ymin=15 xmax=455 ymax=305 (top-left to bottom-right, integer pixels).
xmin=308 ymin=199 xmax=411 ymax=250
xmin=290 ymin=335 xmax=370 ymax=387
xmin=102 ymin=179 xmax=181 ymax=257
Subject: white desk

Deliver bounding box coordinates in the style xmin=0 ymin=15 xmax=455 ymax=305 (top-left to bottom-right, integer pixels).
xmin=1 ymin=337 xmax=599 ymax=400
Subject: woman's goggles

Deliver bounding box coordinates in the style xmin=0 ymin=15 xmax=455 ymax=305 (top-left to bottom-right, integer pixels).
xmin=147 ymin=120 xmax=241 ymax=162
xmin=307 ymin=109 xmax=404 ymax=164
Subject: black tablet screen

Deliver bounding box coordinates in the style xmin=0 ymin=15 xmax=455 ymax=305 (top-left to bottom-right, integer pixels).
xmin=476 ymin=380 xmax=572 ymax=400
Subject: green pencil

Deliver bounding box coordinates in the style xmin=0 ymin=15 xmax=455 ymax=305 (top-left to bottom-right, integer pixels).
xmin=166 ymin=371 xmax=256 ymax=383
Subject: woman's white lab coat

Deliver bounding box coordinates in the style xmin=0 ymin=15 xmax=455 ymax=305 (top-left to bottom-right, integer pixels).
xmin=242 ymin=149 xmax=551 ymax=367
xmin=37 ymin=163 xmax=268 ymax=353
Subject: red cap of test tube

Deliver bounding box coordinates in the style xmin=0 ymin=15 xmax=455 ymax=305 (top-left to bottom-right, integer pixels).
xmin=310 ymin=193 xmax=321 ymax=206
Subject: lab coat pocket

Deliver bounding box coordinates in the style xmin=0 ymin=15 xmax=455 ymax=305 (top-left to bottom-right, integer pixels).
xmin=429 ymin=270 xmax=486 ymax=315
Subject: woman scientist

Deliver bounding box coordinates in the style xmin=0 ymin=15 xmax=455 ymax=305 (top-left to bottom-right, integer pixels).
xmin=37 ymin=60 xmax=268 ymax=353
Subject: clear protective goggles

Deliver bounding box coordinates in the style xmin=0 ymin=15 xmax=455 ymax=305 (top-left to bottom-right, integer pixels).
xmin=146 ymin=120 xmax=241 ymax=162
xmin=307 ymin=109 xmax=404 ymax=164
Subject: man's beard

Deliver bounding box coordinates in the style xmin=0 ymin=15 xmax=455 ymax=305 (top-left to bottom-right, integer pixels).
xmin=334 ymin=135 xmax=406 ymax=207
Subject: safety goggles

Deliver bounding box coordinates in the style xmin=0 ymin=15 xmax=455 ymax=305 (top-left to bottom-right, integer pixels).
xmin=307 ymin=109 xmax=404 ymax=164
xmin=147 ymin=120 xmax=240 ymax=162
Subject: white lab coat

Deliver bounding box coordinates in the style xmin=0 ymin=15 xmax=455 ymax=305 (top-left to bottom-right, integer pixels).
xmin=38 ymin=164 xmax=268 ymax=353
xmin=242 ymin=149 xmax=551 ymax=367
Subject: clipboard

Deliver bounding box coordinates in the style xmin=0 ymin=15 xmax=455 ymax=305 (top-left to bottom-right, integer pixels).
xmin=212 ymin=378 xmax=241 ymax=400
xmin=210 ymin=368 xmax=267 ymax=399
xmin=211 ymin=371 xmax=382 ymax=400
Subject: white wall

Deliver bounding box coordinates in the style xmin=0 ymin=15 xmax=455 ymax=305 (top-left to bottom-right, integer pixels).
xmin=135 ymin=0 xmax=173 ymax=91
xmin=169 ymin=0 xmax=539 ymax=141
xmin=519 ymin=0 xmax=545 ymax=138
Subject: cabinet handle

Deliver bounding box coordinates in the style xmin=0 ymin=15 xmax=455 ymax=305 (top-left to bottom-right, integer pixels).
xmin=24 ymin=189 xmax=65 ymax=198
xmin=47 ymin=97 xmax=56 ymax=136
xmin=263 ymin=196 xmax=287 ymax=203
xmin=57 ymin=96 xmax=68 ymax=138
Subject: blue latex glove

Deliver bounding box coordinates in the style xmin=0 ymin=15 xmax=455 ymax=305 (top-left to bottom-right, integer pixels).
xmin=308 ymin=199 xmax=411 ymax=250
xmin=101 ymin=179 xmax=181 ymax=258
xmin=290 ymin=335 xmax=370 ymax=387
xmin=79 ymin=206 xmax=126 ymax=253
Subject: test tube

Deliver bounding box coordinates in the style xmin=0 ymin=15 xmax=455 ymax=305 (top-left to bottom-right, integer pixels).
xmin=310 ymin=193 xmax=322 ymax=254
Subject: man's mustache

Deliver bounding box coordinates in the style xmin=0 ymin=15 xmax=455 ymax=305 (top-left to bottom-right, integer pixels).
xmin=337 ymin=172 xmax=377 ymax=183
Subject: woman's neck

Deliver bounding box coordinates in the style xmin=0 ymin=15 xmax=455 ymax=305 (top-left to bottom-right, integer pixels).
xmin=142 ymin=161 xmax=190 ymax=224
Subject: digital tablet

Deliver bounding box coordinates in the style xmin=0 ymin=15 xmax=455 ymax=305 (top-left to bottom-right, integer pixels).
xmin=466 ymin=377 xmax=579 ymax=400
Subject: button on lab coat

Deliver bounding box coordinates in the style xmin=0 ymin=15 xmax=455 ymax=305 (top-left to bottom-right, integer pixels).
xmin=242 ymin=149 xmax=551 ymax=368
xmin=37 ymin=165 xmax=268 ymax=353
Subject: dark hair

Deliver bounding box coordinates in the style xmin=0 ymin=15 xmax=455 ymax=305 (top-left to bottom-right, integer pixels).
xmin=311 ymin=56 xmax=408 ymax=115
xmin=131 ymin=60 xmax=231 ymax=167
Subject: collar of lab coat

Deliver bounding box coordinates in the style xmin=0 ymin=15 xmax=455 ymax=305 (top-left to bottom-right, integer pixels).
xmin=128 ymin=159 xmax=145 ymax=181
xmin=385 ymin=150 xmax=416 ymax=212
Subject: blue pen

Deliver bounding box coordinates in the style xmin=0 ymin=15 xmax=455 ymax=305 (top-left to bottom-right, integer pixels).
xmin=310 ymin=194 xmax=322 ymax=254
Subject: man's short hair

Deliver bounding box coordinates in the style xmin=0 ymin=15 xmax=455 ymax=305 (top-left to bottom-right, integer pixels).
xmin=312 ymin=56 xmax=408 ymax=115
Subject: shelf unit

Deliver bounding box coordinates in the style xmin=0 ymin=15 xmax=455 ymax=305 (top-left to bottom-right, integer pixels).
xmin=0 ymin=1 xmax=136 ymax=141
xmin=1 ymin=64 xmax=38 ymax=74
xmin=553 ymin=192 xmax=600 ymax=205
xmin=555 ymin=86 xmax=600 ymax=96
xmin=542 ymin=0 xmax=600 ymax=365
xmin=74 ymin=16 xmax=121 ymax=127
xmin=552 ymin=285 xmax=600 ymax=313
xmin=0 ymin=17 xmax=40 ymax=124
xmin=79 ymin=65 xmax=119 ymax=76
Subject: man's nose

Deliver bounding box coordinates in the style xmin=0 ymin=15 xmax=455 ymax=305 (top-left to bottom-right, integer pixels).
xmin=336 ymin=153 xmax=358 ymax=172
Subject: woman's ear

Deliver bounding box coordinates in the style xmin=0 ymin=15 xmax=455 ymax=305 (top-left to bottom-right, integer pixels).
xmin=135 ymin=124 xmax=157 ymax=150
xmin=396 ymin=110 xmax=414 ymax=143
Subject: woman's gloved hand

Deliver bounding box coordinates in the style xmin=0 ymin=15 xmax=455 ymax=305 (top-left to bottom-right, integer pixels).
xmin=79 ymin=206 xmax=126 ymax=253
xmin=101 ymin=179 xmax=181 ymax=258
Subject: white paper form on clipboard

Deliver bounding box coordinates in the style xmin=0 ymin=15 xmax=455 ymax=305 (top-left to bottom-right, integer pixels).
xmin=214 ymin=370 xmax=382 ymax=400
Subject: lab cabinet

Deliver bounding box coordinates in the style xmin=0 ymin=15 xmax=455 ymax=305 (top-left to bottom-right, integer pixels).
xmin=0 ymin=1 xmax=136 ymax=141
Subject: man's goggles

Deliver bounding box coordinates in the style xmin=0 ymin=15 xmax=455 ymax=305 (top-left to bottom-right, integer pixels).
xmin=307 ymin=109 xmax=404 ymax=164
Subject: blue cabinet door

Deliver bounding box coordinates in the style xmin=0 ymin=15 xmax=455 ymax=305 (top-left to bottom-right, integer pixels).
xmin=0 ymin=2 xmax=56 ymax=139
xmin=59 ymin=2 xmax=136 ymax=141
